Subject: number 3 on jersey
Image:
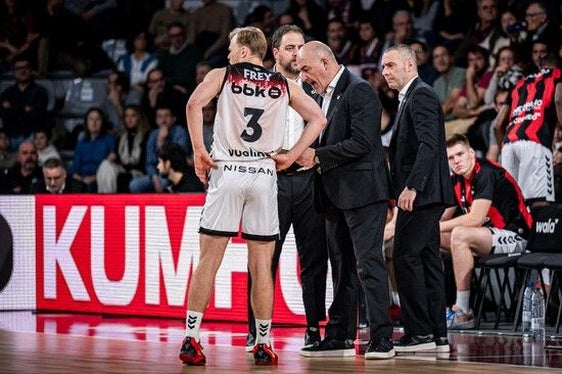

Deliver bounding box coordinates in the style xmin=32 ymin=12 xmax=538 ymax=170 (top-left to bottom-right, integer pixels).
xmin=241 ymin=107 xmax=264 ymax=142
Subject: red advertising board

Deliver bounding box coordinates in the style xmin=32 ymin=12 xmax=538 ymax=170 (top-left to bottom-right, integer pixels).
xmin=35 ymin=194 xmax=318 ymax=325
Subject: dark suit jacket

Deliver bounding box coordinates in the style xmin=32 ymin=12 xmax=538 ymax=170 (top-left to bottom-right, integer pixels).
xmin=315 ymin=68 xmax=390 ymax=210
xmin=388 ymin=77 xmax=455 ymax=208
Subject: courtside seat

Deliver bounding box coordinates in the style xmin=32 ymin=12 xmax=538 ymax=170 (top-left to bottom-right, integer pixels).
xmin=475 ymin=253 xmax=522 ymax=329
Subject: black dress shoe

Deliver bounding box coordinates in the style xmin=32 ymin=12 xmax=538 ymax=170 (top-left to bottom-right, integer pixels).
xmin=393 ymin=334 xmax=436 ymax=353
xmin=245 ymin=332 xmax=256 ymax=352
xmin=304 ymin=327 xmax=321 ymax=348
xmin=365 ymin=336 xmax=396 ymax=359
xmin=299 ymin=337 xmax=355 ymax=357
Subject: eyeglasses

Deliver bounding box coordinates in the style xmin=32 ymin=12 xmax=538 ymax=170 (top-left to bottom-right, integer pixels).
xmin=525 ymin=12 xmax=545 ymax=18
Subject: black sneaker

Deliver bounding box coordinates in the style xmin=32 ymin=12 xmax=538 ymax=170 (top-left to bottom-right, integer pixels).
xmin=434 ymin=336 xmax=450 ymax=353
xmin=365 ymin=336 xmax=396 ymax=359
xmin=245 ymin=332 xmax=256 ymax=352
xmin=300 ymin=337 xmax=355 ymax=357
xmin=179 ymin=337 xmax=206 ymax=366
xmin=393 ymin=334 xmax=436 ymax=353
xmin=304 ymin=327 xmax=321 ymax=348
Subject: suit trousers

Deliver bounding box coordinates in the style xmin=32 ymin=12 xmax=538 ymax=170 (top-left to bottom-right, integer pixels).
xmin=393 ymin=204 xmax=447 ymax=338
xmin=248 ymin=169 xmax=328 ymax=333
xmin=324 ymin=199 xmax=393 ymax=340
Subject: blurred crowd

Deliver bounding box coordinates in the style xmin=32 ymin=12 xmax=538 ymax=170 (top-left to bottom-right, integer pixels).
xmin=0 ymin=0 xmax=561 ymax=197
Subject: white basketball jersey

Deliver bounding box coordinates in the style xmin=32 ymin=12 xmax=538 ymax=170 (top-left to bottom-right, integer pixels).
xmin=212 ymin=62 xmax=290 ymax=161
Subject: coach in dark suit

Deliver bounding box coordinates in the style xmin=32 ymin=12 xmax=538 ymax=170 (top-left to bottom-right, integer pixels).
xmin=295 ymin=41 xmax=395 ymax=360
xmin=381 ymin=44 xmax=455 ymax=353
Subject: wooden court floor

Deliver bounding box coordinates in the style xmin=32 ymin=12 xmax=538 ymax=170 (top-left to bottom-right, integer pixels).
xmin=1 ymin=311 xmax=561 ymax=373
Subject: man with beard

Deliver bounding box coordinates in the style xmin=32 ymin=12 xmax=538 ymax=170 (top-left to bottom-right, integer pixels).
xmin=156 ymin=142 xmax=203 ymax=192
xmin=0 ymin=141 xmax=41 ymax=194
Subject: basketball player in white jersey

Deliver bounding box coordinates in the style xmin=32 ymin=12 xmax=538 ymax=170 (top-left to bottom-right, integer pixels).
xmin=179 ymin=26 xmax=326 ymax=366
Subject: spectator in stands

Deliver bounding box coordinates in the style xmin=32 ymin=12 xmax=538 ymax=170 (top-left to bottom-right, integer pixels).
xmin=494 ymin=54 xmax=562 ymax=209
xmin=97 ymin=104 xmax=150 ymax=193
xmin=483 ymin=45 xmax=522 ymax=107
xmin=410 ymin=40 xmax=439 ymax=85
xmin=157 ymin=22 xmax=201 ymax=96
xmin=325 ymin=18 xmax=356 ymax=65
xmin=379 ymin=10 xmax=423 ymax=68
xmin=452 ymin=45 xmax=492 ymax=120
xmin=432 ymin=44 xmax=466 ymax=121
xmin=187 ymin=0 xmax=233 ymax=67
xmin=284 ymin=0 xmax=327 ymax=42
xmin=63 ymin=0 xmax=122 ymax=42
xmin=243 ymin=5 xmax=277 ymax=40
xmin=148 ymin=0 xmax=190 ymax=53
xmin=34 ymin=129 xmax=60 ymax=167
xmin=141 ymin=67 xmax=188 ymax=126
xmin=0 ymin=0 xmax=40 ymax=69
xmin=440 ymin=133 xmax=532 ymax=329
xmin=0 ymin=55 xmax=49 ymax=151
xmin=526 ymin=39 xmax=550 ymax=74
xmin=434 ymin=0 xmax=470 ymax=53
xmin=195 ymin=61 xmax=212 ymax=86
xmin=411 ymin=0 xmax=440 ymax=48
xmin=351 ymin=18 xmax=382 ymax=67
xmin=116 ymin=30 xmax=159 ymax=104
xmin=71 ymin=107 xmax=115 ymax=192
xmin=102 ymin=70 xmax=132 ymax=134
xmin=518 ymin=1 xmax=561 ymax=69
xmin=157 ymin=141 xmax=203 ymax=193
xmin=0 ymin=140 xmax=40 ymax=194
xmin=129 ymin=104 xmax=189 ymax=193
xmin=453 ymin=0 xmax=500 ymax=67
xmin=30 ymin=157 xmax=88 ymax=194
xmin=325 ymin=0 xmax=363 ymax=30
xmin=0 ymin=129 xmax=16 ymax=170
xmin=36 ymin=0 xmax=91 ymax=77
xmin=488 ymin=8 xmax=518 ymax=68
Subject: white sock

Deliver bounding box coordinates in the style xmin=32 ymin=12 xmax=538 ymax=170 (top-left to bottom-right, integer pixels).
xmin=255 ymin=319 xmax=272 ymax=345
xmin=456 ymin=291 xmax=471 ymax=312
xmin=185 ymin=310 xmax=203 ymax=341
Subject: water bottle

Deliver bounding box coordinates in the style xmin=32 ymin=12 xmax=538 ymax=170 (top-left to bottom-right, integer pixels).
xmin=531 ymin=283 xmax=545 ymax=342
xmin=521 ymin=280 xmax=535 ymax=332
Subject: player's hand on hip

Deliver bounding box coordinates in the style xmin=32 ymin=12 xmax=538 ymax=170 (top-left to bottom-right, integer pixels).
xmin=193 ymin=150 xmax=216 ymax=184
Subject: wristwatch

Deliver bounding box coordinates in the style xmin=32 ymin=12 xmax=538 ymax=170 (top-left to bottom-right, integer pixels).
xmin=314 ymin=151 xmax=320 ymax=164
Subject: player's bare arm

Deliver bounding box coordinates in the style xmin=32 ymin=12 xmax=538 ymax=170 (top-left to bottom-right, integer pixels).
xmin=273 ymin=79 xmax=326 ymax=171
xmin=186 ymin=68 xmax=224 ymax=183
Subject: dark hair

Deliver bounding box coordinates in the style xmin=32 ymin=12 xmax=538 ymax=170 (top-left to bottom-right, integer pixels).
xmin=271 ymin=24 xmax=305 ymax=49
xmin=157 ymin=142 xmax=188 ymax=172
xmin=446 ymin=133 xmax=471 ymax=148
xmin=43 ymin=157 xmax=65 ymax=170
xmin=83 ymin=107 xmax=110 ymax=140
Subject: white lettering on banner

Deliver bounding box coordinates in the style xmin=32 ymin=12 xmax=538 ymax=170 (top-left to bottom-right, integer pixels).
xmin=91 ymin=206 xmax=139 ymax=305
xmin=144 ymin=206 xmax=201 ymax=306
xmin=43 ymin=206 xmax=90 ymax=301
